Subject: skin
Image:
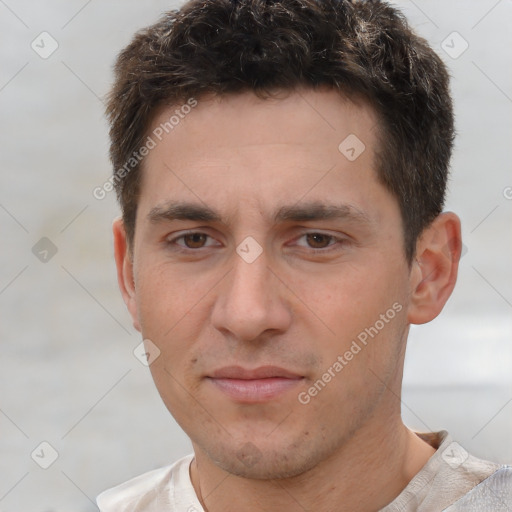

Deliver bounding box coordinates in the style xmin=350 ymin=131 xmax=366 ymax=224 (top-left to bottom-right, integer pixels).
xmin=113 ymin=87 xmax=462 ymax=511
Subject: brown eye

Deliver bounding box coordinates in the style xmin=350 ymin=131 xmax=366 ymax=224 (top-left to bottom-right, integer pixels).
xmin=306 ymin=233 xmax=333 ymax=249
xmin=183 ymin=233 xmax=208 ymax=248
xmin=167 ymin=231 xmax=221 ymax=252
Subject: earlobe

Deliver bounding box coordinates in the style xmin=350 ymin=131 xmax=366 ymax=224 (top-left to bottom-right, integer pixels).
xmin=112 ymin=217 xmax=141 ymax=332
xmin=407 ymin=212 xmax=462 ymax=325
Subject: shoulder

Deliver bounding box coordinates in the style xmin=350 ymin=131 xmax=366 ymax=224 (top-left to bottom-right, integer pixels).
xmin=444 ymin=466 xmax=512 ymax=511
xmin=96 ymin=454 xmax=196 ymax=512
xmin=380 ymin=431 xmax=510 ymax=511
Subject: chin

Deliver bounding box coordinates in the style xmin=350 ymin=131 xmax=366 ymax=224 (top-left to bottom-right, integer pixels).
xmin=202 ymin=435 xmax=327 ymax=480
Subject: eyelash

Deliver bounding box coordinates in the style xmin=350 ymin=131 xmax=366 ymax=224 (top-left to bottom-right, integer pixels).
xmin=166 ymin=230 xmax=348 ymax=254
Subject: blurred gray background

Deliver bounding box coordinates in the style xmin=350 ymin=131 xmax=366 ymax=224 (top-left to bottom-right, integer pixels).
xmin=0 ymin=1 xmax=511 ymax=510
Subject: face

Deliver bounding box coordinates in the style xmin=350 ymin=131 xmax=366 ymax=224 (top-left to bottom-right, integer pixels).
xmin=119 ymin=88 xmax=417 ymax=479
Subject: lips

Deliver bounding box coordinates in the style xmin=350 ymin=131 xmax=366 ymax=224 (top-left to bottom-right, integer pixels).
xmin=210 ymin=365 xmax=302 ymax=380
xmin=207 ymin=365 xmax=304 ymax=403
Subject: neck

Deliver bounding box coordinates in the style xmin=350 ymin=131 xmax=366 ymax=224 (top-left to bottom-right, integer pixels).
xmin=190 ymin=417 xmax=435 ymax=512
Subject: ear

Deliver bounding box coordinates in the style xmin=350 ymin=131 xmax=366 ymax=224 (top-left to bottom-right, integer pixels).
xmin=113 ymin=217 xmax=141 ymax=332
xmin=407 ymin=212 xmax=462 ymax=325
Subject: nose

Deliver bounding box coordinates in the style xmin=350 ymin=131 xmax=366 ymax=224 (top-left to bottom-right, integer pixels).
xmin=211 ymin=248 xmax=292 ymax=342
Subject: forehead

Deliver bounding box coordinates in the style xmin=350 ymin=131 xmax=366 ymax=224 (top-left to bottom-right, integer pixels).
xmin=148 ymin=87 xmax=378 ymax=153
xmin=137 ymin=88 xmax=386 ymax=224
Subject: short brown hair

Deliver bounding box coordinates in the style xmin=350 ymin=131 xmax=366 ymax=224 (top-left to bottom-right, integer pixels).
xmin=106 ymin=0 xmax=454 ymax=262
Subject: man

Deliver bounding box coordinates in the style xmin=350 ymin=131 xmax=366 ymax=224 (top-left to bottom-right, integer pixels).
xmin=97 ymin=0 xmax=511 ymax=510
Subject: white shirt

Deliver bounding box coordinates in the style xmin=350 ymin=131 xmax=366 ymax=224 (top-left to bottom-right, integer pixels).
xmin=97 ymin=431 xmax=512 ymax=511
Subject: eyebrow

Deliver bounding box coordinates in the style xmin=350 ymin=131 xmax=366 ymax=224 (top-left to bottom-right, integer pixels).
xmin=148 ymin=200 xmax=372 ymax=225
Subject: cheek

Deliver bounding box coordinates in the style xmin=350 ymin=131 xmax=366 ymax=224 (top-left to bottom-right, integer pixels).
xmin=134 ymin=264 xmax=211 ymax=382
xmin=296 ymin=262 xmax=408 ymax=374
xmin=289 ymin=263 xmax=390 ymax=335
xmin=135 ymin=260 xmax=208 ymax=330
